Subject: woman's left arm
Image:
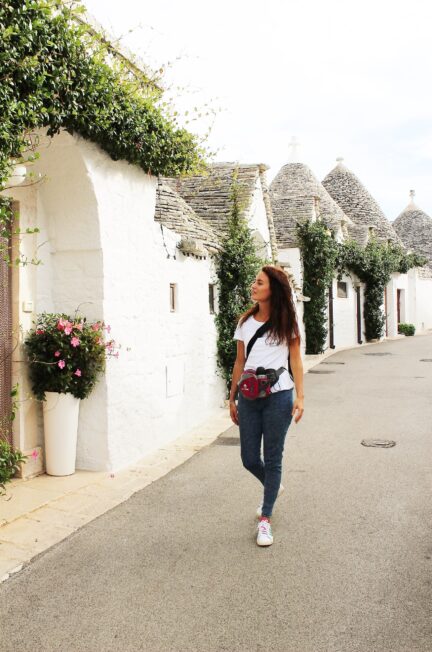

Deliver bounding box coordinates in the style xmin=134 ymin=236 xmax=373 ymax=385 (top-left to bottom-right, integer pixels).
xmin=289 ymin=337 xmax=304 ymax=423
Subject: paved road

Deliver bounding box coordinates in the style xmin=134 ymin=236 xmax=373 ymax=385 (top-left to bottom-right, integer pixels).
xmin=1 ymin=336 xmax=432 ymax=652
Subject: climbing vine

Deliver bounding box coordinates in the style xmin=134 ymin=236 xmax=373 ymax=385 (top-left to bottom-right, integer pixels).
xmin=297 ymin=222 xmax=427 ymax=352
xmin=0 ymin=0 xmax=206 ymax=197
xmin=215 ymin=172 xmax=262 ymax=395
xmin=297 ymin=221 xmax=339 ymax=354
xmin=337 ymin=239 xmax=426 ymax=341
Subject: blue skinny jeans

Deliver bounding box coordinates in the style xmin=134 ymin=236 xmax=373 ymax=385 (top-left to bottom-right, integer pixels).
xmin=238 ymin=389 xmax=293 ymax=518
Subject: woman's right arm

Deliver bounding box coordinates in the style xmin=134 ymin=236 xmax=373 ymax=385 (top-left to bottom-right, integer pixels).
xmin=229 ymin=340 xmax=245 ymax=425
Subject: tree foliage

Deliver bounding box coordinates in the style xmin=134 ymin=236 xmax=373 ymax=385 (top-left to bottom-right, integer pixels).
xmin=0 ymin=0 xmax=205 ymax=193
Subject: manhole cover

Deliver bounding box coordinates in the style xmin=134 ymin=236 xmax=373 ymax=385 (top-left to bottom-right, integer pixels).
xmin=309 ymin=369 xmax=335 ymax=374
xmin=420 ymin=359 xmax=432 ymax=362
xmin=214 ymin=437 xmax=240 ymax=446
xmin=363 ymin=352 xmax=392 ymax=356
xmin=361 ymin=439 xmax=396 ymax=448
xmin=321 ymin=361 xmax=345 ymax=365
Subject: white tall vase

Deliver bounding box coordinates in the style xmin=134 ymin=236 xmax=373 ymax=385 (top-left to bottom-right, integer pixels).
xmin=43 ymin=392 xmax=80 ymax=476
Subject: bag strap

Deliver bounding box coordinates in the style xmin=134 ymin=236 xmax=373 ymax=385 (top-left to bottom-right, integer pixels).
xmin=245 ymin=321 xmax=270 ymax=361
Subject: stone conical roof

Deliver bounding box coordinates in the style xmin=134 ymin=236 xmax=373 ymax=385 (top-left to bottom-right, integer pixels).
xmin=393 ymin=191 xmax=432 ymax=277
xmin=269 ymin=162 xmax=353 ymax=248
xmin=154 ymin=181 xmax=221 ymax=253
xmin=164 ymin=163 xmax=262 ymax=237
xmin=322 ymin=159 xmax=402 ymax=245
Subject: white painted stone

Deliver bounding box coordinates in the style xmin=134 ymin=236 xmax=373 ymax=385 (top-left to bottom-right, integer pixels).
xmin=407 ymin=269 xmax=432 ymax=332
xmin=246 ymin=175 xmax=272 ymax=259
xmin=3 ymin=130 xmax=224 ymax=473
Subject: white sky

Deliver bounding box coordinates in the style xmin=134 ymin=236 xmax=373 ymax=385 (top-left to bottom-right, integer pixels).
xmin=83 ymin=0 xmax=432 ymax=219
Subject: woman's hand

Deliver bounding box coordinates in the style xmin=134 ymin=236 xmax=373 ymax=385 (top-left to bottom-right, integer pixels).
xmin=292 ymin=397 xmax=304 ymax=423
xmin=229 ymin=401 xmax=239 ymax=425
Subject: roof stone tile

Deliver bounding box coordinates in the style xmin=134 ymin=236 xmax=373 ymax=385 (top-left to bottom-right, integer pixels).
xmin=393 ymin=195 xmax=432 ymax=277
xmin=154 ymin=181 xmax=221 ymax=254
xmin=163 ymin=163 xmax=261 ymax=237
xmin=269 ymin=162 xmax=353 ymax=247
xmin=322 ymin=160 xmax=402 ymax=245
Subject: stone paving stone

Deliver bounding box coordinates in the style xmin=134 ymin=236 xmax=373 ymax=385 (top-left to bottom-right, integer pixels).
xmin=25 ymin=505 xmax=92 ymax=530
xmin=0 ymin=540 xmax=31 ymax=562
xmin=22 ymin=470 xmax=106 ymax=494
xmin=0 ymin=517 xmax=74 ymax=554
xmin=0 ymin=485 xmax=64 ymax=524
xmin=50 ymin=492 xmax=119 ymax=519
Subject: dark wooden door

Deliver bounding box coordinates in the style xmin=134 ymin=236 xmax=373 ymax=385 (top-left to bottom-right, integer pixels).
xmin=356 ymin=286 xmax=363 ymax=344
xmin=328 ymin=282 xmax=335 ymax=349
xmin=397 ymin=289 xmax=401 ymax=324
xmin=0 ymin=226 xmax=12 ymax=444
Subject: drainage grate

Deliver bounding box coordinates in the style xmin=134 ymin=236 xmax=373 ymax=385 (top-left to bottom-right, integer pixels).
xmin=214 ymin=437 xmax=240 ymax=446
xmin=321 ymin=361 xmax=345 ymax=365
xmin=420 ymin=359 xmax=432 ymax=362
xmin=309 ymin=369 xmax=335 ymax=374
xmin=363 ymin=352 xmax=392 ymax=356
xmin=361 ymin=439 xmax=396 ymax=448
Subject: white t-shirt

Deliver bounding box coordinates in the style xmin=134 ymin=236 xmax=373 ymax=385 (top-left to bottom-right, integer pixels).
xmin=234 ymin=316 xmax=294 ymax=392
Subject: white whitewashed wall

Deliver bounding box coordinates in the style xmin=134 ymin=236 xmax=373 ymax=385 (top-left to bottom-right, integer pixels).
xmin=9 ymin=130 xmax=224 ymax=473
xmin=408 ymin=270 xmax=432 ymax=332
xmin=277 ymin=247 xmax=306 ymax=348
xmin=247 ymin=175 xmax=272 ymax=259
xmin=81 ymin=139 xmax=224 ymax=471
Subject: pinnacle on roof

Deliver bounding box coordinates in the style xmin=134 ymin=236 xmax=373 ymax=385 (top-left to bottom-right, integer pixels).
xmin=287 ymin=136 xmax=302 ymax=163
xmin=269 ymin=161 xmax=353 ymax=248
xmin=393 ymin=190 xmax=432 ymax=275
xmin=322 ymin=159 xmax=402 ymax=245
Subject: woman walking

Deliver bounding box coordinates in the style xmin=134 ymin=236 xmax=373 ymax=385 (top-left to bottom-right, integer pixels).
xmin=229 ymin=265 xmax=304 ymax=547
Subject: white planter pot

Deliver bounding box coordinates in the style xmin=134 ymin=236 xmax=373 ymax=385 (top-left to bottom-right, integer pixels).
xmin=43 ymin=392 xmax=80 ymax=476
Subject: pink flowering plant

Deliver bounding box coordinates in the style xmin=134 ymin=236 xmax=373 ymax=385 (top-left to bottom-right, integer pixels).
xmin=24 ymin=313 xmax=119 ymax=400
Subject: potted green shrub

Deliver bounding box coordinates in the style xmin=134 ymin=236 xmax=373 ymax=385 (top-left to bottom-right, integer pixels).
xmin=24 ymin=313 xmax=117 ymax=476
xmin=398 ymin=323 xmax=416 ymax=336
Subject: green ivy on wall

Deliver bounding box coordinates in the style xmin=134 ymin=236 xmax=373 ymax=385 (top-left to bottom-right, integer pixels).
xmin=337 ymin=239 xmax=426 ymax=341
xmin=297 ymin=222 xmax=427 ymax=352
xmin=215 ymin=171 xmax=262 ymax=396
xmin=0 ymin=0 xmax=206 ymax=194
xmin=297 ymin=221 xmax=339 ymax=354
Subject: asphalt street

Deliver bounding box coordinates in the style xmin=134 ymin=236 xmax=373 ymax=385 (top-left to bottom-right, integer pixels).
xmin=1 ymin=335 xmax=432 ymax=652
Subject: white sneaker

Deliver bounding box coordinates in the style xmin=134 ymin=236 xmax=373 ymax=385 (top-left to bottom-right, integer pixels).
xmin=256 ymin=484 xmax=285 ymax=519
xmin=257 ymin=519 xmax=273 ymax=546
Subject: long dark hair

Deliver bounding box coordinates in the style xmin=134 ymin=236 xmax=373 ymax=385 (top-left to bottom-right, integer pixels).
xmin=239 ymin=265 xmax=300 ymax=346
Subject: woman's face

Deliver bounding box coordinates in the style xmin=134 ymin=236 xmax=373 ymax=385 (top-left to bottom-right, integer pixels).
xmin=251 ymin=271 xmax=271 ymax=303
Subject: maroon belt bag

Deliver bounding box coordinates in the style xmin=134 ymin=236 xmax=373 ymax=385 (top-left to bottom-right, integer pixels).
xmin=238 ymin=366 xmax=285 ymax=400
